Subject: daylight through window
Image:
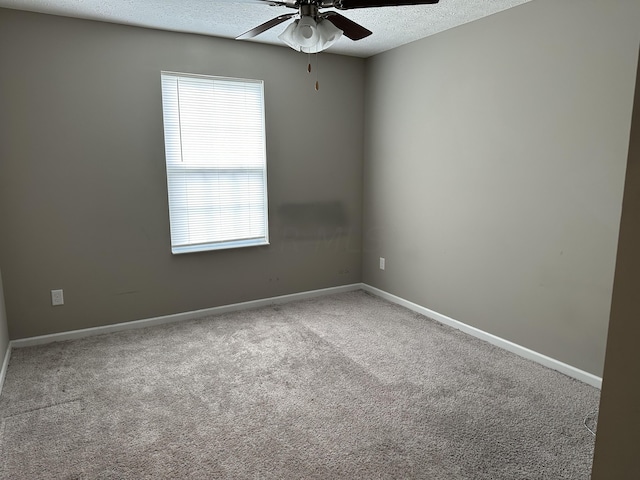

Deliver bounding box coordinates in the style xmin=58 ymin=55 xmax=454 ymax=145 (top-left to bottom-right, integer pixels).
xmin=161 ymin=72 xmax=269 ymax=254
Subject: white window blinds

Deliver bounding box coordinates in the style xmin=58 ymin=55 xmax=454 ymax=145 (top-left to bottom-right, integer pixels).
xmin=161 ymin=72 xmax=269 ymax=254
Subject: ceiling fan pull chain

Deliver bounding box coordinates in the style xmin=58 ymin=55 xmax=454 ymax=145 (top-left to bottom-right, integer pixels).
xmin=308 ymin=52 xmax=312 ymax=73
xmin=315 ymin=53 xmax=319 ymax=91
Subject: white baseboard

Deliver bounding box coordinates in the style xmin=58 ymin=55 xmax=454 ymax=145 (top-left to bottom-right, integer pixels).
xmin=361 ymin=284 xmax=603 ymax=389
xmin=0 ymin=342 xmax=11 ymax=397
xmin=5 ymin=282 xmax=602 ymax=391
xmin=10 ymin=283 xmax=363 ymax=349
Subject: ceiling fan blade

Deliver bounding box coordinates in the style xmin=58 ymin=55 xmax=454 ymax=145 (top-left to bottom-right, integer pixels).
xmin=322 ymin=11 xmax=372 ymax=41
xmin=236 ymin=13 xmax=296 ymax=39
xmin=333 ymin=0 xmax=439 ymax=9
xmin=219 ymin=0 xmax=295 ymax=6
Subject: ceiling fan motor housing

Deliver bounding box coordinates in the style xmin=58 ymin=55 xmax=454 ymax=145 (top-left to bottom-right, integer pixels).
xmin=299 ymin=3 xmax=319 ymax=19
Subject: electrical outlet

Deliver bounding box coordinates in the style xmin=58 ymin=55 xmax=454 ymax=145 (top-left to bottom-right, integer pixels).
xmin=51 ymin=289 xmax=64 ymax=306
xmin=379 ymin=257 xmax=385 ymax=270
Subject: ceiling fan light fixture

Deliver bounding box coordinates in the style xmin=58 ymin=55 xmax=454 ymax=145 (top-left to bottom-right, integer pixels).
xmin=278 ymin=16 xmax=343 ymax=54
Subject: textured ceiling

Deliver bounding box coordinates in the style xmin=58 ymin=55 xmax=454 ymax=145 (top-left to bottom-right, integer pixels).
xmin=0 ymin=0 xmax=533 ymax=57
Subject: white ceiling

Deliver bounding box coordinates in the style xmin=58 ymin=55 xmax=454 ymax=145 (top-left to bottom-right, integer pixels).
xmin=0 ymin=0 xmax=532 ymax=57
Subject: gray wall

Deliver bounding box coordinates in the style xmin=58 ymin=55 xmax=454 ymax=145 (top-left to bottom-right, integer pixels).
xmin=0 ymin=9 xmax=364 ymax=339
xmin=591 ymin=49 xmax=640 ymax=480
xmin=0 ymin=269 xmax=8 ymax=365
xmin=363 ymin=0 xmax=640 ymax=376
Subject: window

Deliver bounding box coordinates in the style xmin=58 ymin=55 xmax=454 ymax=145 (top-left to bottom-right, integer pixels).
xmin=160 ymin=72 xmax=269 ymax=254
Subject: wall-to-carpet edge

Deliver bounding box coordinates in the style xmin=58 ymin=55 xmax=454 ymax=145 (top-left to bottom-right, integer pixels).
xmin=2 ymin=283 xmax=601 ymax=394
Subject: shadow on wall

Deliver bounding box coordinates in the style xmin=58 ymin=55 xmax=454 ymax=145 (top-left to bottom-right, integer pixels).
xmin=274 ymin=200 xmax=360 ymax=255
xmin=278 ymin=201 xmax=349 ymax=240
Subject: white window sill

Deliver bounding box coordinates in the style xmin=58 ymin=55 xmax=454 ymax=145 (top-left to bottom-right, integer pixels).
xmin=171 ymin=238 xmax=269 ymax=255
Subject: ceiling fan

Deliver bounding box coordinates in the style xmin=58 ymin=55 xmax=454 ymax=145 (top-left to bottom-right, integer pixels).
xmin=237 ymin=0 xmax=441 ymax=54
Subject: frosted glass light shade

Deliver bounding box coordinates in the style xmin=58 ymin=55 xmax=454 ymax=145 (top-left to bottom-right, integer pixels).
xmin=303 ymin=19 xmax=343 ymax=53
xmin=278 ymin=21 xmax=299 ymax=50
xmin=279 ymin=17 xmax=318 ymax=50
xmin=294 ymin=16 xmax=318 ymax=47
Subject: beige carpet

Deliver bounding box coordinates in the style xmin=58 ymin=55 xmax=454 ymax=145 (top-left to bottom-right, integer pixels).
xmin=0 ymin=290 xmax=599 ymax=479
